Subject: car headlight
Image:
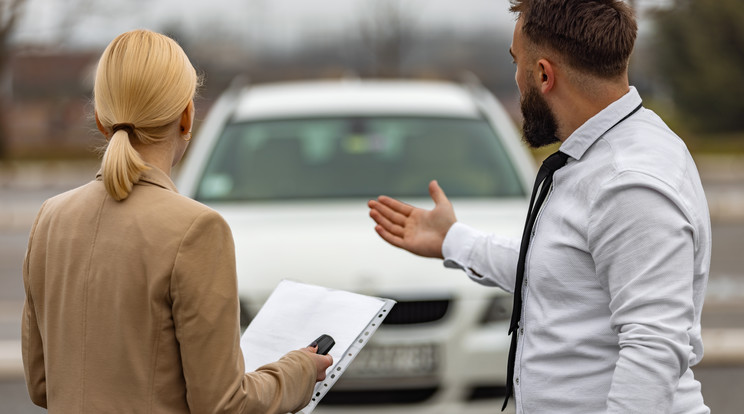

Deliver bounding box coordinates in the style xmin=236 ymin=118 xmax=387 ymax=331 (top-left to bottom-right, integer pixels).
xmin=480 ymin=295 xmax=513 ymax=324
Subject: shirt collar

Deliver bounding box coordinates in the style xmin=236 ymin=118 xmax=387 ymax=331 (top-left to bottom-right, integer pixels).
xmin=559 ymin=86 xmax=642 ymax=161
xmin=95 ymin=164 xmax=179 ymax=193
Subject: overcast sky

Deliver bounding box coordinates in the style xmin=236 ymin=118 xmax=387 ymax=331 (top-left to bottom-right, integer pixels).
xmin=13 ymin=0 xmax=515 ymax=51
xmin=13 ymin=0 xmax=672 ymax=51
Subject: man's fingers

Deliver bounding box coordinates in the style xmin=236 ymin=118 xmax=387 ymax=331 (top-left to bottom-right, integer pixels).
xmin=429 ymin=180 xmax=449 ymax=206
xmin=374 ymin=224 xmax=406 ymax=249
xmin=369 ymin=199 xmax=407 ymax=226
xmin=369 ymin=209 xmax=405 ymax=237
xmin=369 ymin=201 xmax=406 ymax=227
xmin=377 ymin=195 xmax=414 ymax=216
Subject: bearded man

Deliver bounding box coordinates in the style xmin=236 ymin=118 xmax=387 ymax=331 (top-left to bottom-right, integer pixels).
xmin=368 ymin=1 xmax=711 ymax=412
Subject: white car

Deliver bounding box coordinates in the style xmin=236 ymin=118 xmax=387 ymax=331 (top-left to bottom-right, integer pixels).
xmin=176 ymin=78 xmax=535 ymax=413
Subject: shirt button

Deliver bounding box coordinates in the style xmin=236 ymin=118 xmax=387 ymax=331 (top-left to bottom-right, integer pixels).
xmin=523 ymin=278 xmax=528 ymax=286
xmin=515 ymin=377 xmax=519 ymax=385
xmin=520 ymin=327 xmax=524 ymax=335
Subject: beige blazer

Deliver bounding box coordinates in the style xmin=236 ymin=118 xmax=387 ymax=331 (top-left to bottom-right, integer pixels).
xmin=22 ymin=166 xmax=315 ymax=413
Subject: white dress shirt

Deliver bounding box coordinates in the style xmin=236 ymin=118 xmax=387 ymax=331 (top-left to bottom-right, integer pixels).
xmin=443 ymin=87 xmax=711 ymax=413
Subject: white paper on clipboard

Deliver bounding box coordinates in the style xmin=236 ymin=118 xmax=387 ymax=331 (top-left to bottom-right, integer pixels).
xmin=239 ymin=279 xmax=396 ymax=414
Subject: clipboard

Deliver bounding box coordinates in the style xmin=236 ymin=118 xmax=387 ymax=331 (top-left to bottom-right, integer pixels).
xmin=239 ymin=279 xmax=396 ymax=413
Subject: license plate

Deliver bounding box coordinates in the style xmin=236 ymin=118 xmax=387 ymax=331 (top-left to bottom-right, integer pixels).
xmin=344 ymin=343 xmax=439 ymax=378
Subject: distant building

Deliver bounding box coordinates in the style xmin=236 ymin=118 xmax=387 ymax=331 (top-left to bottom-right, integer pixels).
xmin=6 ymin=50 xmax=99 ymax=158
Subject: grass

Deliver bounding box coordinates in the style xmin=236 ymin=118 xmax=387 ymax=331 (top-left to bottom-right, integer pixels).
xmin=528 ymin=142 xmax=562 ymax=162
xmin=684 ymin=132 xmax=744 ymax=156
xmin=642 ymin=100 xmax=744 ymax=156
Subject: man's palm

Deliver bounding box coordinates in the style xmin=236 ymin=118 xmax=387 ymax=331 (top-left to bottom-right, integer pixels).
xmin=367 ymin=180 xmax=456 ymax=259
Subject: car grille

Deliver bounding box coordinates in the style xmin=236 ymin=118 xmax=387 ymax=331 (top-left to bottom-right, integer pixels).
xmin=382 ymin=299 xmax=451 ymax=325
xmin=466 ymin=384 xmax=508 ymax=401
xmin=320 ymin=387 xmax=439 ymax=406
xmin=241 ymin=298 xmax=452 ymax=329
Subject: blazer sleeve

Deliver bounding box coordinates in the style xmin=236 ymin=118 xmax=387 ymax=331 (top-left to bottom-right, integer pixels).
xmin=21 ymin=202 xmax=48 ymax=408
xmin=171 ymin=209 xmax=316 ymax=414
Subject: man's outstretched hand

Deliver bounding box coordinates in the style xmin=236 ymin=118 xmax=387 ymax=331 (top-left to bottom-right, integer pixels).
xmin=368 ymin=180 xmax=456 ymax=259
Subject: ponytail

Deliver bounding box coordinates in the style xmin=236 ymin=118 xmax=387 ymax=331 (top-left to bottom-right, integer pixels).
xmin=101 ymin=129 xmax=149 ymax=201
xmin=94 ymin=29 xmax=199 ymax=201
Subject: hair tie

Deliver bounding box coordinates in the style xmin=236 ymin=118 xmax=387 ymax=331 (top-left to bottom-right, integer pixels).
xmin=111 ymin=123 xmax=136 ymax=136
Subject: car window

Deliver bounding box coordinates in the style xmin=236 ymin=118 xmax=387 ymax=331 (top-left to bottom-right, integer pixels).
xmin=196 ymin=116 xmax=525 ymax=201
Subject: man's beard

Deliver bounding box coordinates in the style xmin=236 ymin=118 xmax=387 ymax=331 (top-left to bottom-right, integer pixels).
xmin=520 ymin=85 xmax=560 ymax=148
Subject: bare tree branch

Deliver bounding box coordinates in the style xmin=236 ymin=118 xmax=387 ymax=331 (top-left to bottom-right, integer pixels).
xmin=54 ymin=0 xmax=99 ymax=44
xmin=358 ymin=0 xmax=418 ymax=77
xmin=0 ymin=0 xmax=28 ymax=158
xmin=1 ymin=0 xmax=26 ymax=43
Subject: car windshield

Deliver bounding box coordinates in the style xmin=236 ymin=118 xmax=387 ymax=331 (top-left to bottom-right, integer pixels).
xmin=195 ymin=116 xmax=525 ymax=201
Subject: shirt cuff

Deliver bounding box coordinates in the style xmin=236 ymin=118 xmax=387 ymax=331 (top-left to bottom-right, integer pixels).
xmin=442 ymin=222 xmax=484 ymax=273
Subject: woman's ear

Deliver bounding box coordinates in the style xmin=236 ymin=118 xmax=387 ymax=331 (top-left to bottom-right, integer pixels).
xmin=94 ymin=111 xmax=109 ymax=138
xmin=180 ymin=101 xmax=195 ymax=135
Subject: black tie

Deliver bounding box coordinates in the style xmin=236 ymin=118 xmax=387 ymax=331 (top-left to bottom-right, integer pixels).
xmin=502 ymin=150 xmax=569 ymax=411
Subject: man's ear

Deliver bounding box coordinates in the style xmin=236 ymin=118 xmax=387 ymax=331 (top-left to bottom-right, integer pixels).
xmin=537 ymin=58 xmax=555 ymax=93
xmin=94 ymin=111 xmax=109 ymax=138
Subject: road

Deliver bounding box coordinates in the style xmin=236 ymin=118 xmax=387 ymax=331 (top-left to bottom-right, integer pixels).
xmin=1 ymin=157 xmax=743 ymax=413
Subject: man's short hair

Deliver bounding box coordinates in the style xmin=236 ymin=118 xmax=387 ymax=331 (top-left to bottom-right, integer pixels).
xmin=510 ymin=0 xmax=637 ymax=78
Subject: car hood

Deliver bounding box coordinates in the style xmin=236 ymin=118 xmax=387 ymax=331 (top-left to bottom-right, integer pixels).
xmin=209 ymin=198 xmax=527 ymax=302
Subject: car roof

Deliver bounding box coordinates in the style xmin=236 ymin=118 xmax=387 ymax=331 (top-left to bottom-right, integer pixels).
xmin=231 ymin=79 xmax=483 ymax=121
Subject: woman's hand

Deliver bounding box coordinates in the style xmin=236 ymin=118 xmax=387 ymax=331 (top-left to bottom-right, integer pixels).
xmin=368 ymin=180 xmax=457 ymax=259
xmin=300 ymin=347 xmax=334 ymax=382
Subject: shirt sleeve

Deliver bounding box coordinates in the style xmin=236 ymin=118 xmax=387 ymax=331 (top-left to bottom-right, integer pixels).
xmin=171 ymin=209 xmax=316 ymax=414
xmin=21 ymin=202 xmax=47 ymax=408
xmin=588 ymin=172 xmax=698 ymax=413
xmin=442 ymin=222 xmax=520 ymax=293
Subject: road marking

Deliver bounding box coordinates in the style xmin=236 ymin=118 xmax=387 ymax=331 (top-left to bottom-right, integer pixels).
xmin=706 ymin=276 xmax=744 ymax=304
xmin=700 ymin=329 xmax=744 ymax=366
xmin=0 ymin=340 xmax=23 ymax=379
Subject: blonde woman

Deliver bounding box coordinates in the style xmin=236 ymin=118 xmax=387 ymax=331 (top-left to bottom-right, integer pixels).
xmin=21 ymin=30 xmax=332 ymax=413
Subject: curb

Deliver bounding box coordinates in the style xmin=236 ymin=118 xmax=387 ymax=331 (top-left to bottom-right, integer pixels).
xmin=1 ymin=177 xmax=743 ymax=233
xmin=3 ymin=194 xmax=743 ymax=232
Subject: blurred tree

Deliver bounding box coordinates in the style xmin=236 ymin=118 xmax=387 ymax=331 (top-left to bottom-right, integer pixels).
xmin=652 ymin=0 xmax=744 ymax=133
xmin=0 ymin=0 xmax=26 ymax=158
xmin=358 ymin=0 xmax=417 ymax=77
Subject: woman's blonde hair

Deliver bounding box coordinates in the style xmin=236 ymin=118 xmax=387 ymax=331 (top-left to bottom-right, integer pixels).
xmin=95 ymin=29 xmax=199 ymax=201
